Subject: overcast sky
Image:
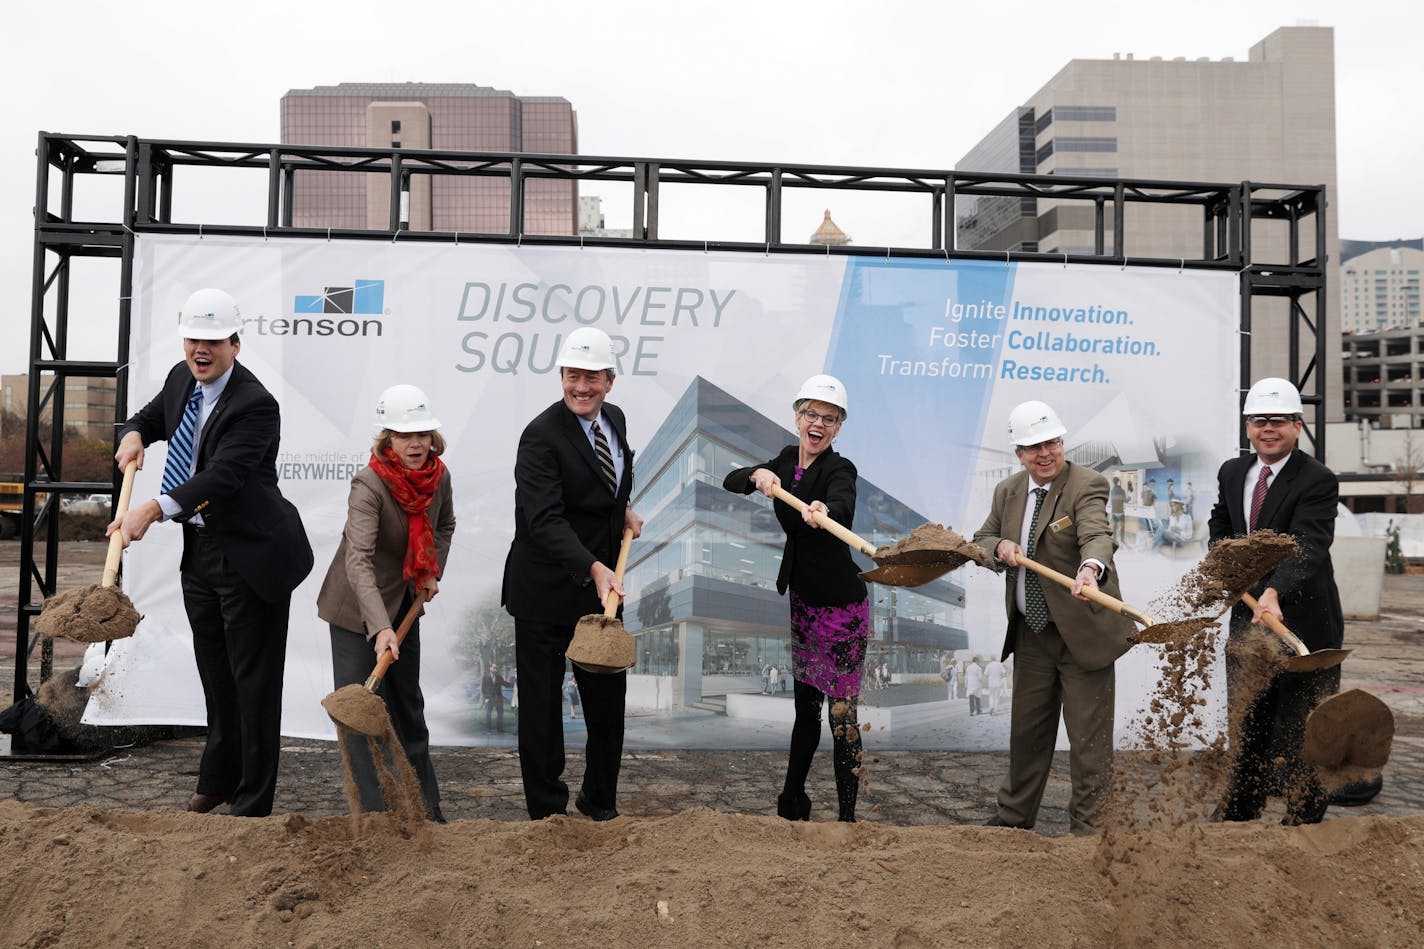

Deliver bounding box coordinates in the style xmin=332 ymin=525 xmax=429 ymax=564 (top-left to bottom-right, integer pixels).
xmin=3 ymin=0 xmax=1419 ymax=374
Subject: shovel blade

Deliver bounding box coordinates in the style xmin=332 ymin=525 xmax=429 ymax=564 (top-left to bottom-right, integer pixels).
xmin=1283 ymin=647 xmax=1352 ymax=673
xmin=1304 ymin=687 xmax=1394 ymax=770
xmin=859 ymin=563 xmax=954 ymax=587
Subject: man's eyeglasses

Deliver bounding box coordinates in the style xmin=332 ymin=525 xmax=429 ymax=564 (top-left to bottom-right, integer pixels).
xmin=1246 ymin=415 xmax=1300 ymax=428
xmin=798 ymin=408 xmax=842 ymax=426
xmin=1016 ymin=437 xmax=1063 ymax=455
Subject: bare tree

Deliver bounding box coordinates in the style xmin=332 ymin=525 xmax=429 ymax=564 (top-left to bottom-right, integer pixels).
xmin=1395 ymin=431 xmax=1424 ymax=514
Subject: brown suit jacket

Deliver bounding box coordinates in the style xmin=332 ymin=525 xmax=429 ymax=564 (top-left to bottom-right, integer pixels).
xmin=973 ymin=461 xmax=1133 ymax=671
xmin=316 ymin=466 xmax=455 ymax=637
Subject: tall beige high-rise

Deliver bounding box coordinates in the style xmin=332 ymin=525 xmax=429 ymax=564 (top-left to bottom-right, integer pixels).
xmin=956 ymin=27 xmax=1340 ymax=419
xmin=282 ymin=83 xmax=578 ymax=236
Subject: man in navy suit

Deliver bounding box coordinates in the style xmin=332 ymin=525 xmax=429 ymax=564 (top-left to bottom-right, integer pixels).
xmin=109 ymin=288 xmax=313 ymax=817
xmin=1208 ymin=377 xmax=1342 ymax=825
xmin=502 ymin=327 xmax=643 ymax=821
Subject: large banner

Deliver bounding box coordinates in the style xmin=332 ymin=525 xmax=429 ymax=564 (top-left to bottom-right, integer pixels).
xmin=84 ymin=234 xmax=1240 ymax=750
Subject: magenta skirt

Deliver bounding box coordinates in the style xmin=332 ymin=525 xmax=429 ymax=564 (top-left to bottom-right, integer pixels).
xmin=788 ymin=591 xmax=870 ymax=699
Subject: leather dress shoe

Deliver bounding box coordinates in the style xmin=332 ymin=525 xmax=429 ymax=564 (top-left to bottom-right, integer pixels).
xmin=187 ymin=792 xmax=228 ymax=814
xmin=575 ymin=790 xmax=619 ymax=822
xmin=983 ymin=814 xmax=1032 ymax=829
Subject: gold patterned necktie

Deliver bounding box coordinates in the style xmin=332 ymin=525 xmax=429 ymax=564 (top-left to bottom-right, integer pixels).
xmin=1024 ymin=487 xmax=1050 ymax=631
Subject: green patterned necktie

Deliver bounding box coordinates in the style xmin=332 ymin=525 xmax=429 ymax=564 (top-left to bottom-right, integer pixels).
xmin=1024 ymin=487 xmax=1050 ymax=631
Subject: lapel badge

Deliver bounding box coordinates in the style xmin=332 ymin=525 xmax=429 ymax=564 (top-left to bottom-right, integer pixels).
xmin=1049 ymin=515 xmax=1072 ymax=533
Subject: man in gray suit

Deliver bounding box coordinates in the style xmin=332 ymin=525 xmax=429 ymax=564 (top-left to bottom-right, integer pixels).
xmin=973 ymin=400 xmax=1134 ymax=834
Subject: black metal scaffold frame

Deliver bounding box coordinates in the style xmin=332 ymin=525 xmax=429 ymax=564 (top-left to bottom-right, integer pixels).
xmin=13 ymin=132 xmax=1330 ymax=704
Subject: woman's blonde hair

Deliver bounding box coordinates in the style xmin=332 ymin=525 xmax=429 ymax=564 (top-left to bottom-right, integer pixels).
xmin=373 ymin=428 xmax=447 ymax=458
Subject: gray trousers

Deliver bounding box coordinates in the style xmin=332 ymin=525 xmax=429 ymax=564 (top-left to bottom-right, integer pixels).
xmin=996 ymin=615 xmax=1114 ymax=833
xmin=329 ymin=613 xmax=440 ymax=819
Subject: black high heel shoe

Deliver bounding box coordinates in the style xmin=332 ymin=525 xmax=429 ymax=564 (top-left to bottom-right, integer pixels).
xmin=777 ymin=791 xmax=811 ymax=821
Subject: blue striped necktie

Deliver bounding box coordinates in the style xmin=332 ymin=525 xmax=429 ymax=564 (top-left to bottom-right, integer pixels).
xmin=591 ymin=419 xmax=617 ymax=495
xmin=161 ymin=386 xmax=203 ymax=495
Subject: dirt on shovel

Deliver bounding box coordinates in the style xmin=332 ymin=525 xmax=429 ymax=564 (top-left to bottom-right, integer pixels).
xmin=34 ymin=585 xmax=141 ymax=643
xmin=870 ymin=522 xmax=991 ymax=568
xmin=860 ymin=523 xmax=990 ymax=585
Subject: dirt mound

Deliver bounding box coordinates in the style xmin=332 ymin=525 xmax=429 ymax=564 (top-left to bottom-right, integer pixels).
xmin=0 ymin=800 xmax=1420 ymax=946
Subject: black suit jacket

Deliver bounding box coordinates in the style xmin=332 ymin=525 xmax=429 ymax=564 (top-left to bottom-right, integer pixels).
xmin=502 ymin=400 xmax=634 ymax=626
xmin=120 ymin=360 xmax=314 ymax=602
xmin=1207 ymin=449 xmax=1343 ymax=652
xmin=723 ymin=445 xmax=867 ymax=607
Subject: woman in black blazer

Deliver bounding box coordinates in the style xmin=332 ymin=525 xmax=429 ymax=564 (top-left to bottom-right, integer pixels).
xmin=723 ymin=374 xmax=870 ymax=822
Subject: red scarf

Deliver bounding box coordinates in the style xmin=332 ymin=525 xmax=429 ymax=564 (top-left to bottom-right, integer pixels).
xmin=368 ymin=448 xmax=446 ymax=589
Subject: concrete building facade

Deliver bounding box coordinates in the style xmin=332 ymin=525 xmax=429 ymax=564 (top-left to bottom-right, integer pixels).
xmin=955 ymin=26 xmax=1342 ymax=419
xmin=281 ymin=82 xmax=578 ymax=235
xmin=1342 ymin=246 xmax=1423 ymax=334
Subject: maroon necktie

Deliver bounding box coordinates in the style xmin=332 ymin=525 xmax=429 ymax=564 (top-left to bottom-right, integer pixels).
xmin=1248 ymin=465 xmax=1271 ymax=532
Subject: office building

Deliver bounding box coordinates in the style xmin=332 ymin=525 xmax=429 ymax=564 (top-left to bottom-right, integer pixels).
xmin=1341 ymin=246 xmax=1423 ymax=334
xmin=0 ymin=374 xmax=116 ymax=443
xmin=621 ymin=376 xmax=968 ymax=709
xmin=955 ymin=26 xmax=1342 ymax=418
xmin=281 ymin=82 xmax=578 ymax=234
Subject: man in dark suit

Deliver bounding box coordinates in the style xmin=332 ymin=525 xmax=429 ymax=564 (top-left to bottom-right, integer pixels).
xmin=973 ymin=400 xmax=1134 ymax=834
xmin=109 ymin=288 xmax=313 ymax=818
xmin=502 ymin=327 xmax=643 ymax=821
xmin=1208 ymin=377 xmax=1342 ymax=825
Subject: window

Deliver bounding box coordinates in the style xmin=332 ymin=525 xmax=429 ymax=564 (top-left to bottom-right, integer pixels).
xmin=1055 ymin=136 xmax=1118 ymax=153
xmin=391 ymin=120 xmax=401 ymax=133
xmin=1054 ymin=105 xmax=1116 ymax=122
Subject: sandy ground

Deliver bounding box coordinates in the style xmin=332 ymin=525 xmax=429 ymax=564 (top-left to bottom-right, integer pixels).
xmin=5 ymin=543 xmax=1424 ymax=946
xmin=1 ymin=800 xmax=1421 ymax=948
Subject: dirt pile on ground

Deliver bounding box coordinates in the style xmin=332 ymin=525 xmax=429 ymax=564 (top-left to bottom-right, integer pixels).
xmin=0 ymin=799 xmax=1420 ymax=947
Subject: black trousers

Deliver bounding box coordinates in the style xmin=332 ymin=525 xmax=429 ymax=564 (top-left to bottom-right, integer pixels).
xmin=1221 ymin=653 xmax=1340 ymax=824
xmin=181 ymin=528 xmax=289 ymax=817
xmin=329 ymin=600 xmax=440 ymax=819
xmin=514 ymin=618 xmax=626 ymax=820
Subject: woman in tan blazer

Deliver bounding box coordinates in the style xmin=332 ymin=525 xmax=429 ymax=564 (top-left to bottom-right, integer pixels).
xmin=316 ymin=384 xmax=455 ymax=821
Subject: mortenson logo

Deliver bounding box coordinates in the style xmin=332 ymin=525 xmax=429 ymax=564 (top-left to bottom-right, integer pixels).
xmin=243 ymin=279 xmax=387 ymax=337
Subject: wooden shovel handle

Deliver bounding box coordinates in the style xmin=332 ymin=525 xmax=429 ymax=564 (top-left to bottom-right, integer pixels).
xmin=1238 ymin=592 xmax=1310 ymax=657
xmin=367 ymin=588 xmax=433 ymax=686
xmin=101 ymin=461 xmax=140 ymax=588
xmin=601 ymin=526 xmax=635 ymax=617
xmin=770 ymin=485 xmax=877 ymax=557
xmin=1016 ymin=554 xmax=1156 ymax=628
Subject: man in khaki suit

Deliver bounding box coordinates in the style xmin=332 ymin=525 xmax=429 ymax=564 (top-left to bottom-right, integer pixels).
xmin=972 ymin=401 xmax=1133 ymax=834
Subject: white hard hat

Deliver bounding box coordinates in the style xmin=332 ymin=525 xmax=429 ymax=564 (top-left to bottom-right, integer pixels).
xmin=178 ymin=288 xmax=243 ymax=340
xmin=556 ymin=327 xmax=616 ymax=372
xmin=1241 ymin=377 xmax=1303 ymax=416
xmin=793 ymin=374 xmax=849 ymax=418
xmin=375 ymin=384 xmax=442 ymax=433
xmin=1007 ymin=400 xmax=1067 ymax=446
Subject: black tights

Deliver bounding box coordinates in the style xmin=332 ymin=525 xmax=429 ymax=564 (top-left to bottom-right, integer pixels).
xmin=783 ymin=679 xmax=861 ymax=821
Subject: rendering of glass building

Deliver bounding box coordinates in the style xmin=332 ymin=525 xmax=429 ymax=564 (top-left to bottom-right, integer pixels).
xmin=622 ymin=377 xmax=968 ymax=708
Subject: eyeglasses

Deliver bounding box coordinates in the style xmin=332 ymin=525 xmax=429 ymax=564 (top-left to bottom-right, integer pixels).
xmin=798 ymin=408 xmax=842 ymax=426
xmin=1016 ymin=437 xmax=1063 ymax=455
xmin=1246 ymin=415 xmax=1299 ymax=428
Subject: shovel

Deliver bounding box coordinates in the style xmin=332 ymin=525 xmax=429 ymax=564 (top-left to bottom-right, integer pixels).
xmin=35 ymin=461 xmax=142 ymax=642
xmin=1014 ymin=554 xmax=1157 ymax=628
xmin=322 ymin=588 xmax=432 ymax=736
xmin=767 ymin=485 xmax=988 ymax=586
xmin=566 ymin=526 xmax=636 ymax=674
xmin=1239 ymin=592 xmax=1351 ymax=672
xmin=321 ymin=589 xmax=433 ymax=828
xmin=1303 ymin=687 xmax=1394 ymax=777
